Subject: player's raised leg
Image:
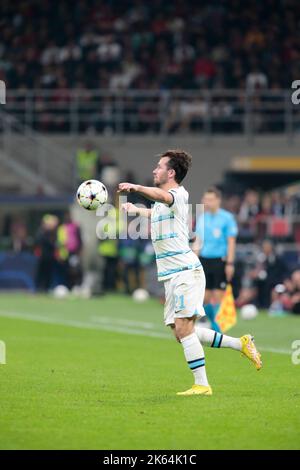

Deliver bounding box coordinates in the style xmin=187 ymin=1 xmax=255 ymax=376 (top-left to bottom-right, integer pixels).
xmin=194 ymin=325 xmax=262 ymax=370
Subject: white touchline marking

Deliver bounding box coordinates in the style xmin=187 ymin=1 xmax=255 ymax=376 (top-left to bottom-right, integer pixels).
xmin=0 ymin=310 xmax=291 ymax=354
xmin=0 ymin=310 xmax=170 ymax=340
xmin=259 ymin=346 xmax=290 ymax=354
xmin=90 ymin=315 xmax=158 ymax=329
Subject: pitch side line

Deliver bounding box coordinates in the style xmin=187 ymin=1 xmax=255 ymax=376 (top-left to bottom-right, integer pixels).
xmin=0 ymin=310 xmax=291 ymax=355
xmin=90 ymin=315 xmax=158 ymax=329
xmin=0 ymin=310 xmax=170 ymax=340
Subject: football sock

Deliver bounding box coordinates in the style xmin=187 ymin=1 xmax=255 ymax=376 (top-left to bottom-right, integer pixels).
xmin=204 ymin=303 xmax=221 ymax=332
xmin=180 ymin=333 xmax=209 ymax=386
xmin=195 ymin=326 xmax=242 ymax=351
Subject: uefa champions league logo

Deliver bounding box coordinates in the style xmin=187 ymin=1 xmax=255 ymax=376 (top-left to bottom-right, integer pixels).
xmin=0 ymin=341 xmax=6 ymax=364
xmin=0 ymin=80 xmax=6 ymax=104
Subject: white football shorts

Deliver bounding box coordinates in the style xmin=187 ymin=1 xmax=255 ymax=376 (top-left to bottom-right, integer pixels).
xmin=163 ymin=267 xmax=206 ymax=326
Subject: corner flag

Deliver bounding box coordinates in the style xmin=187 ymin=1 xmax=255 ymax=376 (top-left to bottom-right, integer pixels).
xmin=215 ymin=284 xmax=237 ymax=333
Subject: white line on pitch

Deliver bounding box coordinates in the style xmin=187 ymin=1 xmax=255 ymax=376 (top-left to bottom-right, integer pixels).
xmin=0 ymin=310 xmax=170 ymax=339
xmin=0 ymin=310 xmax=292 ymax=354
xmin=90 ymin=315 xmax=158 ymax=329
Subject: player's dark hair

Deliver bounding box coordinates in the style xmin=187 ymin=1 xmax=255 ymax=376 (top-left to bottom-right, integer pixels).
xmin=205 ymin=186 xmax=222 ymax=199
xmin=160 ymin=149 xmax=192 ymax=183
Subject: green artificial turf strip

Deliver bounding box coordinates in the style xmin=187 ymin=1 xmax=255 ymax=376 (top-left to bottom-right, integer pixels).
xmin=0 ymin=294 xmax=299 ymax=449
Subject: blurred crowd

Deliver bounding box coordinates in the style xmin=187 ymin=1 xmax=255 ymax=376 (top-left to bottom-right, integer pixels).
xmin=34 ymin=212 xmax=83 ymax=291
xmin=1 ymin=0 xmax=298 ymax=133
xmin=223 ymin=188 xmax=300 ymax=243
xmin=234 ymin=239 xmax=300 ymax=314
xmin=270 ymin=269 xmax=300 ymax=314
xmin=1 ymin=0 xmax=299 ymax=92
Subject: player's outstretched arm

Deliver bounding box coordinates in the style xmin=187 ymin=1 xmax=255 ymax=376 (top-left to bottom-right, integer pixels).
xmin=118 ymin=182 xmax=173 ymax=205
xmin=122 ymin=202 xmax=152 ymax=218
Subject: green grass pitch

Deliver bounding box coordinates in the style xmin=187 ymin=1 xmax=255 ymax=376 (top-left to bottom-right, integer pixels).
xmin=0 ymin=293 xmax=299 ymax=450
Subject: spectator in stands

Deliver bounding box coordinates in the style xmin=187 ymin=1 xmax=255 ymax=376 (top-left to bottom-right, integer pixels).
xmin=2 ymin=0 xmax=299 ymax=97
xmin=99 ymin=155 xmax=121 ymax=192
xmin=194 ymin=54 xmax=217 ymax=88
xmin=239 ymin=189 xmax=260 ymax=220
xmin=246 ymin=64 xmax=268 ymax=92
xmin=97 ymin=204 xmax=121 ymax=292
xmin=56 ymin=212 xmax=82 ymax=289
xmin=255 ymin=194 xmax=272 ymax=240
xmin=270 ymin=191 xmax=290 ymax=216
xmin=288 ymin=270 xmax=300 ymax=314
xmin=109 ymin=52 xmax=142 ymax=90
xmin=76 ymin=141 xmax=100 ymax=183
xmin=11 ymin=219 xmax=29 ymax=252
xmin=236 ymin=239 xmax=288 ymax=308
xmin=238 ymin=189 xmax=260 ymax=241
xmin=119 ymin=237 xmax=141 ymax=294
xmin=34 ymin=214 xmax=59 ymax=291
xmin=1 ymin=0 xmax=300 ymax=135
xmin=164 ymin=98 xmax=208 ymax=133
xmin=270 ymin=269 xmax=300 ymax=315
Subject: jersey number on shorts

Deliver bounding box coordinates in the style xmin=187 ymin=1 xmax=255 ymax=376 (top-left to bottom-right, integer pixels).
xmin=175 ymin=294 xmax=185 ymax=312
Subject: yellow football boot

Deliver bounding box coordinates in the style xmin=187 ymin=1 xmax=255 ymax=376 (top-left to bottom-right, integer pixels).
xmin=240 ymin=334 xmax=262 ymax=370
xmin=177 ymin=384 xmax=212 ymax=396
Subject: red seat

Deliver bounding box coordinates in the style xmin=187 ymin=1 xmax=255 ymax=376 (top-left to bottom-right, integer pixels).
xmin=294 ymin=224 xmax=300 ymax=243
xmin=268 ymin=217 xmax=290 ymax=237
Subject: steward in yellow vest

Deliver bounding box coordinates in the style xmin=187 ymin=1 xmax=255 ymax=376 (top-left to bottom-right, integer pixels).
xmin=76 ymin=144 xmax=99 ymax=182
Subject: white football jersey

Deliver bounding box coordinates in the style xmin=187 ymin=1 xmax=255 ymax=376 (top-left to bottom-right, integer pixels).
xmin=150 ymin=186 xmax=201 ymax=281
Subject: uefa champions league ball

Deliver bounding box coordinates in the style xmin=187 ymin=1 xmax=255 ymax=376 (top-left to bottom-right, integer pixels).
xmin=240 ymin=304 xmax=258 ymax=320
xmin=76 ymin=180 xmax=108 ymax=210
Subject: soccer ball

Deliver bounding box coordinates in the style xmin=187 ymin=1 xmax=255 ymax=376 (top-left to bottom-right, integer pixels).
xmin=52 ymin=285 xmax=69 ymax=299
xmin=132 ymin=288 xmax=149 ymax=302
xmin=240 ymin=304 xmax=258 ymax=320
xmin=76 ymin=180 xmax=108 ymax=210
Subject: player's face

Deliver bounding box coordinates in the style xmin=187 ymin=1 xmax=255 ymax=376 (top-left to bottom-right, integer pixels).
xmin=202 ymin=193 xmax=221 ymax=212
xmin=153 ymin=157 xmax=171 ymax=187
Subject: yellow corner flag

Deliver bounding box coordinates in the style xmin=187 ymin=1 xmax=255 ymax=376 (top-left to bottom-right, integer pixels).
xmin=215 ymin=284 xmax=237 ymax=333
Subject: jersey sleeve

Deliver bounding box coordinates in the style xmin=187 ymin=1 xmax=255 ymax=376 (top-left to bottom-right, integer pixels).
xmin=225 ymin=213 xmax=238 ymax=238
xmin=168 ymin=188 xmax=187 ymax=212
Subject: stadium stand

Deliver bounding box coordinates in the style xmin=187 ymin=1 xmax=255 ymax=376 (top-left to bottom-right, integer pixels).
xmin=1 ymin=0 xmax=300 ymax=133
xmin=1 ymin=0 xmax=300 ymax=92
